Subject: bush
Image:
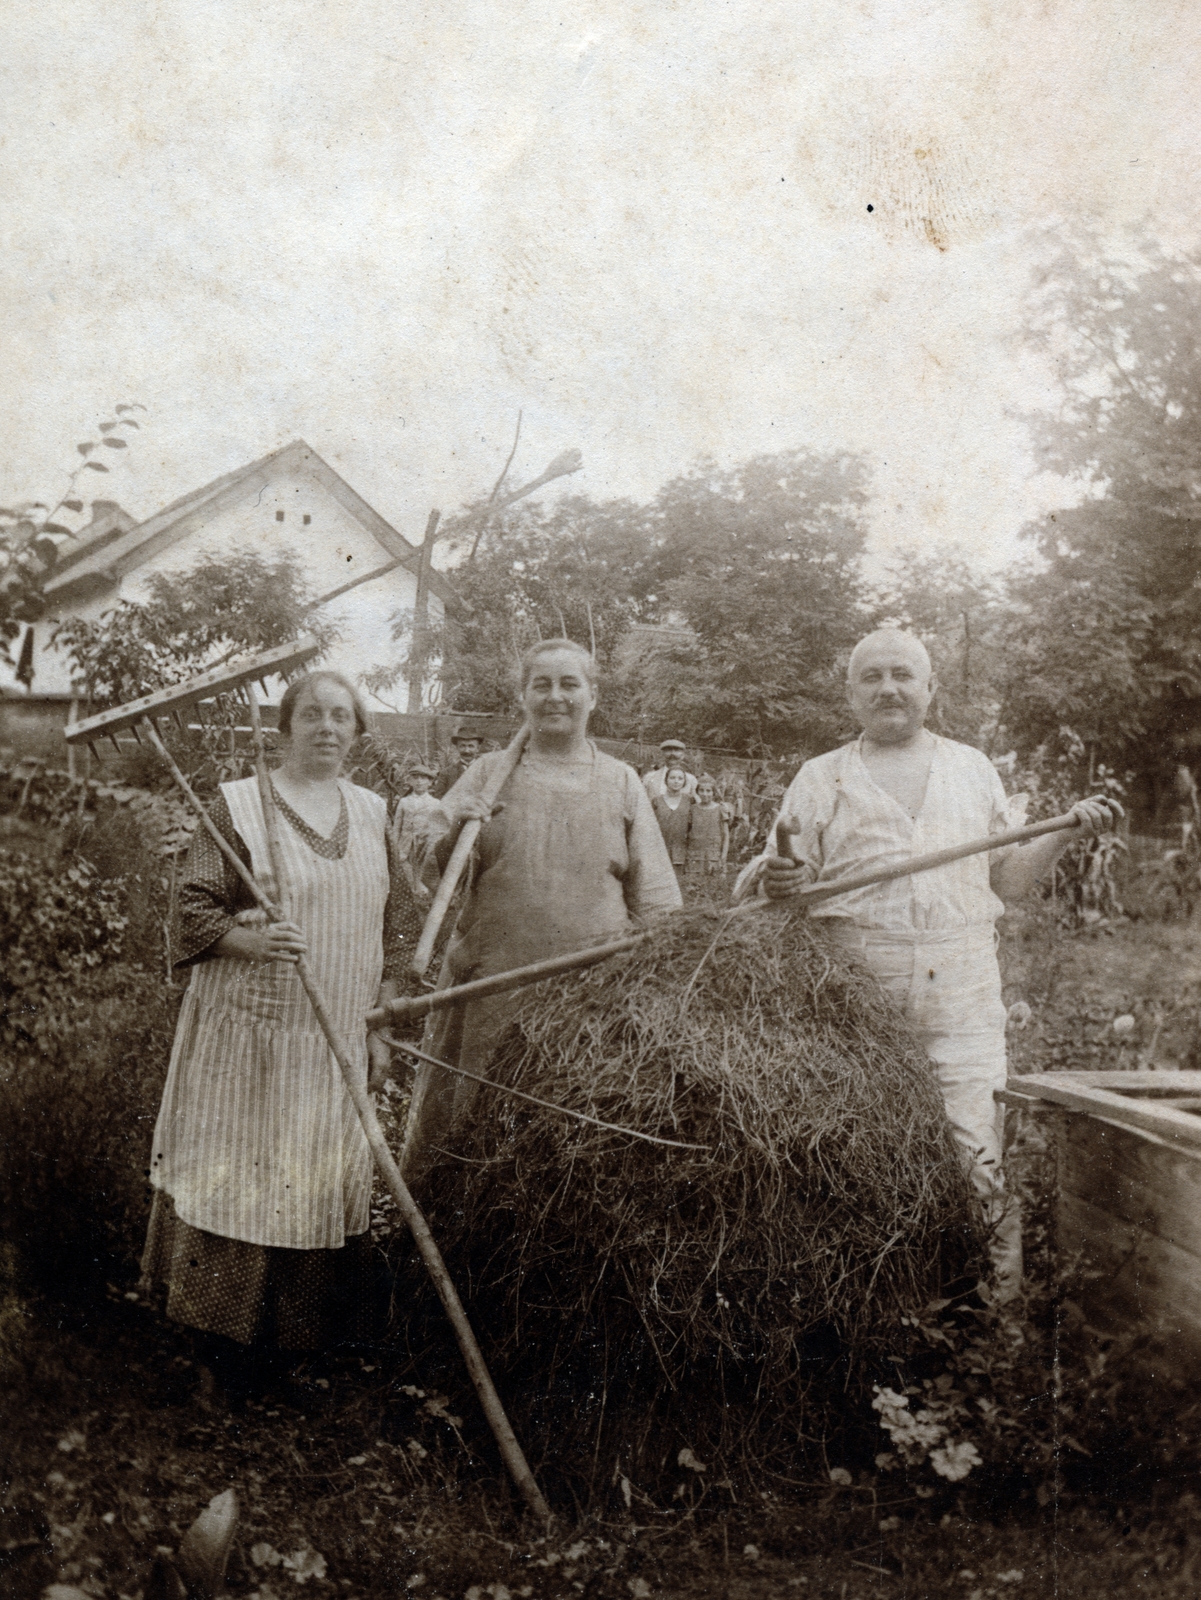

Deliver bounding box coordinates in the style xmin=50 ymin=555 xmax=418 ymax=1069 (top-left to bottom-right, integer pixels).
xmin=0 ymin=805 xmax=182 ymax=1292
xmin=0 ymin=962 xmax=181 ymax=1292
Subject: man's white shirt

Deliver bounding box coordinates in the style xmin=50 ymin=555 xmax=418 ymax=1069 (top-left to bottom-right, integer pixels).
xmin=749 ymin=735 xmax=1021 ymax=933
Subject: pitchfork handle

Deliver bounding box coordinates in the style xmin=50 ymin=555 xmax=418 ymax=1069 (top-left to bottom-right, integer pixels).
xmin=410 ymin=724 xmax=530 ymax=977
xmin=775 ymin=814 xmax=801 ymax=864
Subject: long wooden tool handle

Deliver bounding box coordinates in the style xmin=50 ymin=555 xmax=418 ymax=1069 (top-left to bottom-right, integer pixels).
xmin=242 ymin=694 xmax=550 ymax=1524
xmin=367 ymin=932 xmax=647 ymax=1027
xmin=792 ymin=810 xmax=1081 ymax=907
xmin=731 ymin=808 xmax=1083 ymax=909
xmin=410 ymin=723 xmax=531 ymax=977
xmin=375 ymin=813 xmax=1089 ymax=1023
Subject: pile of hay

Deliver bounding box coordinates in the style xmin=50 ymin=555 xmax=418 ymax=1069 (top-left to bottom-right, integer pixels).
xmin=415 ymin=906 xmax=984 ymax=1467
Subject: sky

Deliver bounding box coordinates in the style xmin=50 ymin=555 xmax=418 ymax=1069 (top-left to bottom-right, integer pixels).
xmin=3 ymin=0 xmax=1200 ymax=574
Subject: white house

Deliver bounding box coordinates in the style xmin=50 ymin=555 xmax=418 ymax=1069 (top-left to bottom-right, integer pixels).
xmin=5 ymin=440 xmax=455 ymax=706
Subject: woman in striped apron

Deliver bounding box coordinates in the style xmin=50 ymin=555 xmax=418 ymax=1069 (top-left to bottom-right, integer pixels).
xmin=141 ymin=672 xmax=408 ymax=1405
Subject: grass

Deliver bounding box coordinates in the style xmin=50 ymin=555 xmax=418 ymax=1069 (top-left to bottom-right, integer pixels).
xmin=3 ymin=1285 xmax=1201 ymax=1599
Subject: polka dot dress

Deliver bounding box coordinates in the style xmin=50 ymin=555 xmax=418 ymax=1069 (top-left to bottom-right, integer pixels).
xmin=142 ymin=1192 xmax=375 ymax=1350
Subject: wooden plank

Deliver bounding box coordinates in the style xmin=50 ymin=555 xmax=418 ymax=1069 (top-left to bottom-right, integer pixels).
xmin=1057 ymin=1189 xmax=1201 ymax=1374
xmin=1004 ymin=1077 xmax=1201 ymax=1151
xmin=65 ymin=636 xmax=321 ymax=743
xmin=1011 ymin=1071 xmax=1201 ymax=1093
xmin=1058 ymin=1115 xmax=1201 ymax=1261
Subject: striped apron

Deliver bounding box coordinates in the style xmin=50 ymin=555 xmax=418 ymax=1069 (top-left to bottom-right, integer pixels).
xmin=148 ymin=776 xmax=388 ymax=1249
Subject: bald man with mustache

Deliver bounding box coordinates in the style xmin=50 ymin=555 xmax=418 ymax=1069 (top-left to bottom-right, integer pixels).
xmin=752 ymin=629 xmax=1122 ymax=1299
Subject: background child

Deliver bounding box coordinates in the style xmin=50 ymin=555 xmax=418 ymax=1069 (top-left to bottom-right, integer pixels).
xmin=687 ymin=774 xmax=729 ymax=875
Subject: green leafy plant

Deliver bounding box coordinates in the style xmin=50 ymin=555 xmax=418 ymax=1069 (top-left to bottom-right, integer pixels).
xmin=0 ymin=850 xmax=130 ymax=1052
xmin=0 ymin=404 xmax=146 ymax=678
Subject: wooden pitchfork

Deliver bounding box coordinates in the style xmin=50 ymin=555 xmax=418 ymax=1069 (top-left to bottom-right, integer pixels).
xmin=66 ymin=639 xmax=551 ymax=1524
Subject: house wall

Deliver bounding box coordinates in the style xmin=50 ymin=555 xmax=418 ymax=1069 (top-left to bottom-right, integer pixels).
xmin=6 ymin=464 xmax=442 ymax=702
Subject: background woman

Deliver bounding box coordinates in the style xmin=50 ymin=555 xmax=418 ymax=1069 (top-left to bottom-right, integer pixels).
xmin=141 ymin=671 xmax=407 ymax=1405
xmin=652 ymin=764 xmax=694 ymax=873
xmin=399 ymin=639 xmax=681 ymax=1178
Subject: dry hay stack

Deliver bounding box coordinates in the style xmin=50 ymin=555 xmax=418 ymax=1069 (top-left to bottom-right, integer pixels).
xmin=417 ymin=906 xmax=984 ymax=1462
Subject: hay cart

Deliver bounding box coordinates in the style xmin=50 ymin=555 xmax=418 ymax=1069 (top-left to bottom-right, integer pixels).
xmin=1003 ymin=1070 xmax=1201 ymax=1377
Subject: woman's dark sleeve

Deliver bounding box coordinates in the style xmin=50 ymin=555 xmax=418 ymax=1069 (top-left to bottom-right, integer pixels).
xmin=172 ymin=792 xmax=258 ymax=968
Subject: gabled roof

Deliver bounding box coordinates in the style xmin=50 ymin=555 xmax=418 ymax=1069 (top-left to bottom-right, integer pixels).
xmin=51 ymin=500 xmax=138 ymax=576
xmin=44 ymin=440 xmax=457 ymax=610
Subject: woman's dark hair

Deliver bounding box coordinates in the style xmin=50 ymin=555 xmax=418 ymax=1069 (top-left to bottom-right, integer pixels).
xmin=518 ymin=637 xmax=599 ymax=693
xmin=278 ymin=671 xmax=370 ymax=739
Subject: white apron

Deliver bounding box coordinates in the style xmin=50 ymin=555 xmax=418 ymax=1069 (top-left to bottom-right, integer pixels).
xmin=149 ymin=776 xmax=388 ymax=1249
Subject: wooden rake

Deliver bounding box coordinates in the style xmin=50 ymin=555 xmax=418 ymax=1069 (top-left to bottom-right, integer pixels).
xmin=66 ymin=640 xmax=551 ymax=1524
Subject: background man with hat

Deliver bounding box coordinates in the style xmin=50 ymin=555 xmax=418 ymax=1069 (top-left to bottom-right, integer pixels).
xmin=389 ymin=761 xmax=448 ymax=908
xmin=643 ymin=738 xmax=698 ymax=801
xmin=432 ymin=728 xmax=483 ymax=799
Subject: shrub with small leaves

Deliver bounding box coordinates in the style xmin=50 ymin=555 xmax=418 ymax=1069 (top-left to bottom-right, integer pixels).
xmin=0 ymin=850 xmax=129 ymax=1051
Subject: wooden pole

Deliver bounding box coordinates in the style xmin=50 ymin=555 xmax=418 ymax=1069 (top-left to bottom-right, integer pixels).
xmin=731 ymin=811 xmax=1085 ymax=907
xmin=241 ymin=690 xmax=550 ymax=1524
xmin=383 ymin=812 xmax=1094 ymax=1023
xmin=410 ymin=723 xmax=530 ymax=977
xmin=367 ymin=932 xmax=646 ymax=1027
xmin=405 ymin=509 xmax=441 ymax=715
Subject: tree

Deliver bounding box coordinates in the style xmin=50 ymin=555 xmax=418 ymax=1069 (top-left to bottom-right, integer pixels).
xmin=1014 ymin=236 xmax=1201 ymax=804
xmin=51 ymin=549 xmax=336 ymax=791
xmin=378 ymin=446 xmax=872 ymax=758
xmin=365 ymin=492 xmax=657 ymax=723
xmin=0 ymin=405 xmax=146 ymax=681
xmin=626 ymin=450 xmax=872 ymax=756
xmin=52 ymin=550 xmax=333 ymax=705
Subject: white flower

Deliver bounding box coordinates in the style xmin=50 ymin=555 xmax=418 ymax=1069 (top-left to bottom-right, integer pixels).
xmin=929 ymin=1440 xmax=983 ymax=1482
xmin=1112 ymin=1014 xmax=1136 ymax=1037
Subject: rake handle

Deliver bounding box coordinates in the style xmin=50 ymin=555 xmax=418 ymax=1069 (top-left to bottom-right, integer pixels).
xmin=240 ymin=692 xmax=550 ymax=1524
xmin=410 ymin=724 xmax=531 ymax=977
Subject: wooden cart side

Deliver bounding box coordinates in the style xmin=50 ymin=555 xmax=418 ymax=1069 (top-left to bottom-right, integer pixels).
xmin=1005 ymin=1078 xmax=1201 ymax=1378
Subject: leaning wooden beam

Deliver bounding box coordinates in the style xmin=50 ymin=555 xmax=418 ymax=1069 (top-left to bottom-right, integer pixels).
xmin=1009 ymin=1071 xmax=1201 ymax=1093
xmin=1006 ymin=1074 xmax=1201 ymax=1153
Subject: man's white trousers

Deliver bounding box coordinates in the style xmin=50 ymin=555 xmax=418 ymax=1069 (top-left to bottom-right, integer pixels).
xmin=825 ymin=920 xmax=1022 ymax=1298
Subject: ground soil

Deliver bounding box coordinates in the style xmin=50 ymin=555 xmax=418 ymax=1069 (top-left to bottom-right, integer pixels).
xmin=3 ymin=914 xmax=1200 ymax=1600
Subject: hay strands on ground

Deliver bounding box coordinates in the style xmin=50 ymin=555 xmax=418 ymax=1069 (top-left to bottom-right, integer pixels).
xmin=374 ymin=808 xmax=1087 ymax=1028
xmin=64 ymin=641 xmax=552 ymax=1525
